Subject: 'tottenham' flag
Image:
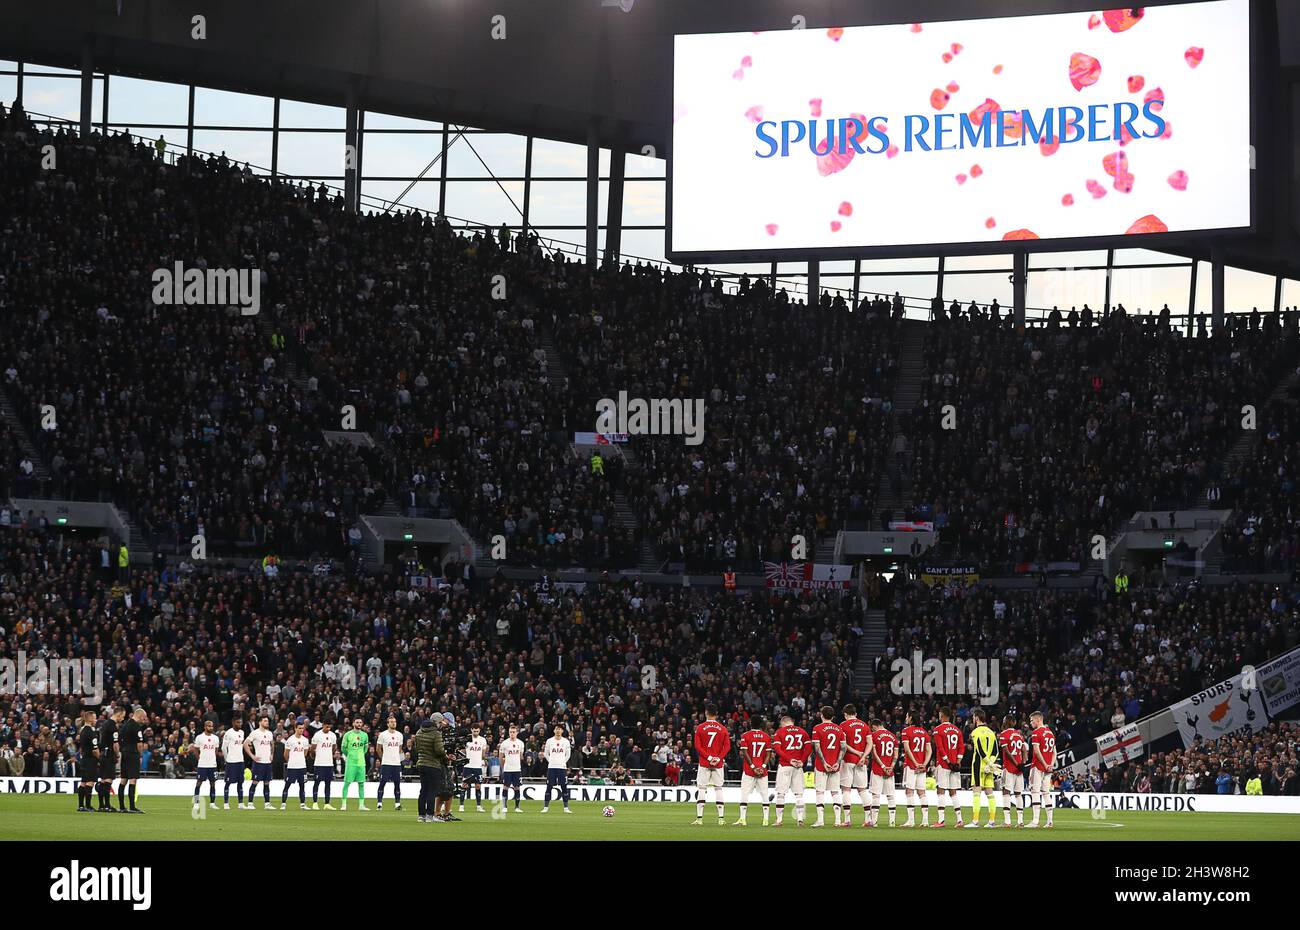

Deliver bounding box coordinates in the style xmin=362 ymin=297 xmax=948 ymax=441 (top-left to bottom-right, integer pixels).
xmin=763 ymin=562 xmax=852 ymax=592
xmin=1096 ymin=722 xmax=1143 ymax=768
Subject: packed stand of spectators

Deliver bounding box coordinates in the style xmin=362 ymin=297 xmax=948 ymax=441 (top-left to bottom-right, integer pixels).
xmin=901 ymin=306 xmax=1300 ymax=573
xmin=0 ymin=524 xmax=858 ymax=783
xmin=861 ymin=574 xmax=1299 ymax=761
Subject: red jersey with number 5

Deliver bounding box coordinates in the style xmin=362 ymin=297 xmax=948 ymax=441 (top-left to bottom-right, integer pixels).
xmin=870 ymin=729 xmax=898 ymax=776
xmin=1030 ymin=725 xmax=1056 ymax=771
xmin=999 ymin=727 xmax=1029 ymax=775
xmin=738 ymin=729 xmax=772 ymax=777
xmin=841 ymin=717 xmax=871 ymax=765
xmin=900 ymin=724 xmax=931 ymax=770
xmin=811 ymin=721 xmax=846 ymax=771
xmin=694 ymin=720 xmax=731 ymax=770
xmin=772 ymin=724 xmax=811 ymax=767
xmin=932 ymin=721 xmax=965 ymax=769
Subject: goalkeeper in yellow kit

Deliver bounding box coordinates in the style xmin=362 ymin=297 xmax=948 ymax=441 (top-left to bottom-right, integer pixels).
xmin=966 ymin=708 xmax=1000 ymax=828
xmin=340 ymin=718 xmax=370 ymax=811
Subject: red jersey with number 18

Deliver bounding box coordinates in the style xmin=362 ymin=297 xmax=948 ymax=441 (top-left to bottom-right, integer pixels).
xmin=1030 ymin=725 xmax=1057 ymax=772
xmin=810 ymin=721 xmax=845 ymax=772
xmin=694 ymin=720 xmax=731 ymax=770
xmin=772 ymin=724 xmax=811 ymax=767
xmin=870 ymin=729 xmax=898 ymax=776
xmin=738 ymin=729 xmax=773 ymax=777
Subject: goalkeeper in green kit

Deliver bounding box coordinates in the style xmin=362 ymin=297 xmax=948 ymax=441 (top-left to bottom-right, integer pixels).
xmin=340 ymin=718 xmax=370 ymax=811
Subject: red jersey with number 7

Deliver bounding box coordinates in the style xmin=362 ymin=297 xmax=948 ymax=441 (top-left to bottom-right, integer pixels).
xmin=870 ymin=729 xmax=899 ymax=776
xmin=932 ymin=721 xmax=965 ymax=770
xmin=772 ymin=724 xmax=811 ymax=767
xmin=694 ymin=720 xmax=731 ymax=770
xmin=1030 ymin=725 xmax=1056 ymax=772
xmin=738 ymin=729 xmax=773 ymax=777
xmin=811 ymin=721 xmax=845 ymax=771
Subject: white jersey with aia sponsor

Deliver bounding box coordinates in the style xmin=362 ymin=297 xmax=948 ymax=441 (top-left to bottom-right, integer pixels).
xmin=195 ymin=733 xmax=220 ymax=768
xmin=377 ymin=729 xmax=404 ymax=766
xmin=284 ymin=735 xmax=310 ymax=770
xmin=248 ymin=728 xmax=275 ymax=763
xmin=464 ymin=735 xmax=487 ymax=770
xmin=544 ymin=736 xmax=571 ymax=769
xmin=311 ymin=730 xmax=337 ymax=767
xmin=500 ymin=738 xmax=525 ymax=773
xmin=221 ymin=728 xmax=246 ymax=763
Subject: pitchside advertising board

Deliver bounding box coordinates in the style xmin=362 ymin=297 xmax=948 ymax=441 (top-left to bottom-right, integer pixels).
xmin=668 ymin=0 xmax=1252 ymax=261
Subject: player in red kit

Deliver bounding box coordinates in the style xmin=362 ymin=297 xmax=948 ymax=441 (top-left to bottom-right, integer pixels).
xmin=899 ymin=711 xmax=932 ymax=827
xmin=931 ymin=707 xmax=965 ymax=827
xmin=838 ymin=704 xmax=872 ymax=827
xmin=867 ymin=720 xmax=898 ymax=827
xmin=1026 ymin=710 xmax=1057 ymax=828
xmin=692 ymin=705 xmax=731 ymax=825
xmin=735 ymin=719 xmax=773 ymax=826
xmin=771 ymin=714 xmax=810 ymax=827
xmin=998 ymin=714 xmax=1029 ymax=827
xmin=810 ymin=706 xmax=846 ymax=828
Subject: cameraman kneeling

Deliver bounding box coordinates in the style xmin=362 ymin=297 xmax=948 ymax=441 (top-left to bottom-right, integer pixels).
xmin=413 ymin=712 xmax=453 ymax=823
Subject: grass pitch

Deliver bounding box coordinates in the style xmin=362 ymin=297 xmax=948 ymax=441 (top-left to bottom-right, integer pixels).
xmin=2 ymin=794 xmax=1298 ymax=840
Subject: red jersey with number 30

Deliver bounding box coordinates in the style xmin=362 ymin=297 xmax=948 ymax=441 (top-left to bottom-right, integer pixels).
xmin=738 ymin=729 xmax=772 ymax=777
xmin=900 ymin=724 xmax=931 ymax=770
xmin=840 ymin=717 xmax=871 ymax=765
xmin=694 ymin=720 xmax=731 ymax=770
xmin=772 ymin=724 xmax=811 ymax=767
xmin=811 ymin=721 xmax=846 ymax=772
xmin=932 ymin=721 xmax=965 ymax=769
xmin=999 ymin=727 xmax=1029 ymax=776
xmin=1030 ymin=725 xmax=1056 ymax=772
xmin=870 ymin=729 xmax=898 ymax=776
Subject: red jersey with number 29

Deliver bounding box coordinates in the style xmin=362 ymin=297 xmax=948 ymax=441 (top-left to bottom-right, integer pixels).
xmin=932 ymin=721 xmax=965 ymax=769
xmin=811 ymin=721 xmax=846 ymax=772
xmin=870 ymin=729 xmax=898 ymax=776
xmin=772 ymin=725 xmax=811 ymax=767
xmin=999 ymin=727 xmax=1029 ymax=776
xmin=694 ymin=720 xmax=731 ymax=770
xmin=738 ymin=729 xmax=773 ymax=777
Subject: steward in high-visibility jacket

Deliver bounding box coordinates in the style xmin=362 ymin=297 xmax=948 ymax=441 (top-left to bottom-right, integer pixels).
xmin=117 ymin=545 xmax=129 ymax=568
xmin=1113 ymin=571 xmax=1129 ymax=594
xmin=590 ymin=453 xmax=604 ymax=477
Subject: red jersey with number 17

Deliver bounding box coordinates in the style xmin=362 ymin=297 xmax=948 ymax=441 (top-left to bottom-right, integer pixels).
xmin=932 ymin=721 xmax=965 ymax=770
xmin=738 ymin=729 xmax=773 ymax=777
xmin=840 ymin=717 xmax=871 ymax=765
xmin=1030 ymin=725 xmax=1057 ymax=772
xmin=998 ymin=727 xmax=1029 ymax=776
xmin=694 ymin=720 xmax=731 ymax=770
xmin=772 ymin=724 xmax=811 ymax=767
xmin=811 ymin=721 xmax=846 ymax=772
xmin=870 ymin=729 xmax=898 ymax=776
xmin=900 ymin=724 xmax=931 ymax=770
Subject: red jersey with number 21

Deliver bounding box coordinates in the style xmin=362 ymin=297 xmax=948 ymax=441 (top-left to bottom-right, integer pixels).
xmin=772 ymin=724 xmax=811 ymax=767
xmin=738 ymin=729 xmax=772 ymax=777
xmin=694 ymin=720 xmax=731 ymax=770
xmin=900 ymin=724 xmax=931 ymax=770
xmin=871 ymin=729 xmax=898 ymax=776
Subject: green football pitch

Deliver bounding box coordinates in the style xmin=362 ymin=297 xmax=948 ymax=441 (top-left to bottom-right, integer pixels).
xmin=2 ymin=794 xmax=1298 ymax=840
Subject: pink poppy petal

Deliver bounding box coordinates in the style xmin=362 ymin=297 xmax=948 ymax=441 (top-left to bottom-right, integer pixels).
xmin=1185 ymin=47 xmax=1204 ymax=68
xmin=838 ymin=201 xmax=853 ymax=216
xmin=830 ymin=220 xmax=842 ymax=232
xmin=765 ymin=223 xmax=779 ymax=236
xmin=1168 ymin=170 xmax=1188 ymax=191
xmin=809 ymin=98 xmax=823 ymax=117
xmin=1070 ymin=53 xmax=1101 ymax=91
xmin=1103 ymin=8 xmax=1145 ymax=33
xmin=971 ymin=164 xmax=983 ymax=177
xmin=744 ymin=106 xmax=764 ymax=123
xmin=1128 ymin=75 xmax=1145 ymax=93
xmin=1003 ymin=229 xmax=1039 ymax=240
xmin=1126 ymin=214 xmax=1168 ymax=235
xmin=956 ymin=173 xmax=967 ymax=185
xmin=930 ymin=89 xmax=951 ymax=110
xmin=1062 ymin=193 xmax=1075 ymax=206
xmin=985 ymin=217 xmax=996 ymax=229
xmin=947 ymin=81 xmax=960 ymax=94
xmin=1086 ymin=179 xmax=1107 ymax=199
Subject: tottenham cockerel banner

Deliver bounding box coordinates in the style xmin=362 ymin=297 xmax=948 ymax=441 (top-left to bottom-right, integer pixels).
xmin=1096 ymin=722 xmax=1143 ymax=768
xmin=763 ymin=562 xmax=853 ymax=592
xmin=1171 ymin=673 xmax=1269 ymax=749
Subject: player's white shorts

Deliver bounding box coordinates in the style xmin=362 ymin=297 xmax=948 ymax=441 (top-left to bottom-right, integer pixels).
xmin=869 ymin=772 xmax=896 ymax=798
xmin=739 ymin=773 xmax=769 ymax=799
xmin=839 ymin=762 xmax=868 ymax=791
xmin=1028 ymin=768 xmax=1050 ymax=793
xmin=902 ymin=766 xmax=927 ymax=792
xmin=695 ymin=766 xmax=724 ymax=789
xmin=774 ymin=765 xmax=804 ymax=796
xmin=1001 ymin=770 xmax=1025 ymax=794
xmin=813 ymin=769 xmax=842 ymax=792
xmin=935 ymin=767 xmax=960 ymax=791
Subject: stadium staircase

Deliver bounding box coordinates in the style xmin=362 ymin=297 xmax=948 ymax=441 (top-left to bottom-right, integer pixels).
xmin=815 ymin=534 xmax=838 ymax=564
xmin=873 ymin=320 xmax=927 ymax=527
xmin=853 ymin=608 xmax=888 ymax=696
xmin=0 ymin=386 xmax=53 ymax=491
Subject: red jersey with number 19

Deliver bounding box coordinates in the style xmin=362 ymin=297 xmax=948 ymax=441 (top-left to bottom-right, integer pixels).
xmin=870 ymin=729 xmax=898 ymax=776
xmin=932 ymin=721 xmax=965 ymax=770
xmin=772 ymin=724 xmax=811 ymax=767
xmin=810 ymin=721 xmax=845 ymax=772
xmin=694 ymin=720 xmax=731 ymax=770
xmin=738 ymin=729 xmax=772 ymax=777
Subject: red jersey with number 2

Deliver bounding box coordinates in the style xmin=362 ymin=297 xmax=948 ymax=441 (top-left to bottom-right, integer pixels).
xmin=811 ymin=721 xmax=845 ymax=772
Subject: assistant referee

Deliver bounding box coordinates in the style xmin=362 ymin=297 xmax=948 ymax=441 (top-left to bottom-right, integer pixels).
xmin=412 ymin=713 xmax=449 ymax=823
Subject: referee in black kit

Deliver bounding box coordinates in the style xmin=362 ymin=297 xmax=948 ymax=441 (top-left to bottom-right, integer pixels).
xmin=413 ymin=712 xmax=450 ymax=823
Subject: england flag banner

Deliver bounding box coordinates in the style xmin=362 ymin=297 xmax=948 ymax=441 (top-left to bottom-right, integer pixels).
xmin=763 ymin=562 xmax=853 ymax=592
xmin=1171 ymin=673 xmax=1269 ymax=749
xmin=1096 ymin=722 xmax=1143 ymax=768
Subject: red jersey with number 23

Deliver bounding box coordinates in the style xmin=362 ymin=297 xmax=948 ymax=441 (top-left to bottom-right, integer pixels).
xmin=738 ymin=729 xmax=773 ymax=777
xmin=694 ymin=720 xmax=731 ymax=770
xmin=772 ymin=724 xmax=811 ymax=767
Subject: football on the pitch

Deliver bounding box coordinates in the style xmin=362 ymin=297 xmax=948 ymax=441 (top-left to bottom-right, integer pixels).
xmin=602 ymin=805 xmax=616 ymax=817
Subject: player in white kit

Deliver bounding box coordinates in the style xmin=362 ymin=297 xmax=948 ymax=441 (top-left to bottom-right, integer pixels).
xmin=310 ymin=720 xmax=338 ymax=810
xmin=459 ymin=724 xmax=488 ymax=813
xmin=220 ymin=716 xmax=247 ymax=809
xmin=376 ymin=715 xmax=405 ymax=811
xmin=281 ymin=723 xmax=311 ymax=810
xmin=244 ymin=715 xmax=276 ymax=809
xmin=498 ymin=725 xmax=525 ymax=814
xmin=541 ymin=724 xmax=573 ymax=813
xmin=192 ymin=720 xmax=221 ymax=809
